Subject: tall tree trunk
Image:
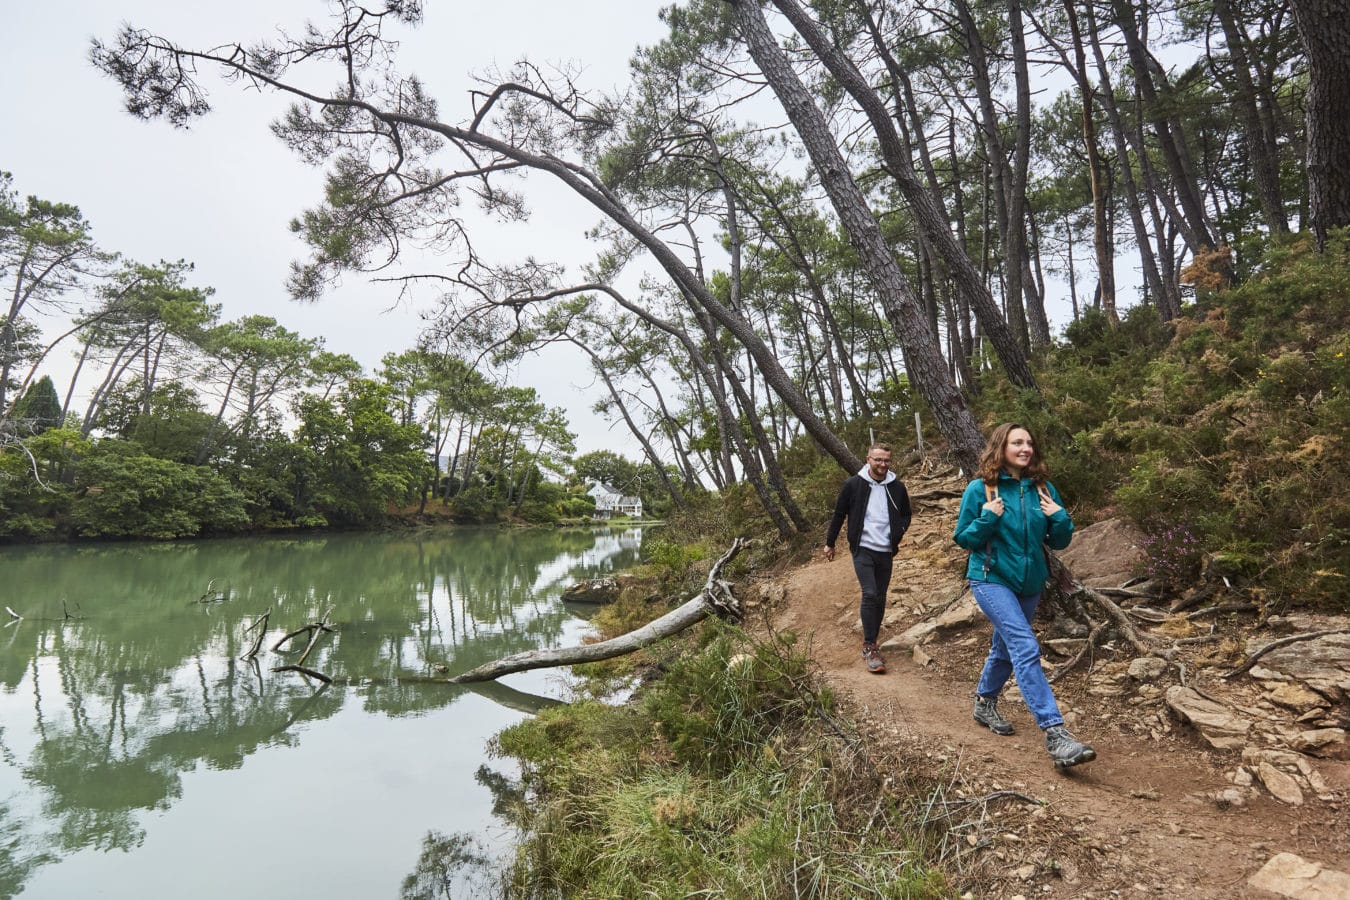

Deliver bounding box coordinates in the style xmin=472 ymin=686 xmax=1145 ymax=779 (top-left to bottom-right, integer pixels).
xmin=1289 ymin=0 xmax=1350 ymax=245
xmin=1085 ymin=1 xmax=1170 ymax=313
xmin=1212 ymin=0 xmax=1289 ymax=234
xmin=773 ymin=0 xmax=1039 ymax=393
xmin=1061 ymin=0 xmax=1118 ymax=321
xmin=735 ymin=0 xmax=985 ymax=473
xmin=1111 ymin=0 xmax=1216 ymax=252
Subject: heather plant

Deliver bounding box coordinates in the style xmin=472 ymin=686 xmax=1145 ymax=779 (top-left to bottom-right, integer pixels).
xmin=1136 ymin=522 xmax=1204 ymax=589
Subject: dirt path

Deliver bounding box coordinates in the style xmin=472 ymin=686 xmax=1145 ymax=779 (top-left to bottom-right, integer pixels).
xmin=762 ymin=481 xmax=1350 ymax=898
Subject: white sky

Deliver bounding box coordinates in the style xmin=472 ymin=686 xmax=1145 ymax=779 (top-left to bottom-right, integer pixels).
xmin=3 ymin=1 xmax=672 ymax=455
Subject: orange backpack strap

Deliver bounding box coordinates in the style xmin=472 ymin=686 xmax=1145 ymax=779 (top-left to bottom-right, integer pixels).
xmin=985 ymin=483 xmax=996 ymax=504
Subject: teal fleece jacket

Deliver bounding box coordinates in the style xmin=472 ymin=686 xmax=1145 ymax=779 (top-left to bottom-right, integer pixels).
xmin=953 ymin=473 xmax=1074 ymax=594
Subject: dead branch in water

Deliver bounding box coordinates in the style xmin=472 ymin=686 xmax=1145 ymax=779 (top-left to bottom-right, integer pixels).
xmin=273 ymin=606 xmax=336 ymax=653
xmin=241 ymin=608 xmax=272 ymax=661
xmin=272 ymin=664 xmax=333 ymax=684
xmin=449 ymin=539 xmax=745 ymax=684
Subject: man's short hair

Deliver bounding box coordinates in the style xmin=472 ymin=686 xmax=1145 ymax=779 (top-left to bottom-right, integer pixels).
xmin=867 ymin=443 xmax=892 ymax=456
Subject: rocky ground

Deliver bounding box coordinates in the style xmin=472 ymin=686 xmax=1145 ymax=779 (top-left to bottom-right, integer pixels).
xmin=746 ymin=467 xmax=1350 ymax=899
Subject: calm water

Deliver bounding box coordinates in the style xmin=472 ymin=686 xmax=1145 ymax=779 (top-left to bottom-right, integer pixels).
xmin=0 ymin=526 xmax=645 ymax=899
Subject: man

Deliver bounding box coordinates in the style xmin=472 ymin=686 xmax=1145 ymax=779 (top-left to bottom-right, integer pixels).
xmin=823 ymin=444 xmax=912 ymax=674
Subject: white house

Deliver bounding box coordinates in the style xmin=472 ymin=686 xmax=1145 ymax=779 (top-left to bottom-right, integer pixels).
xmin=588 ymin=482 xmax=643 ymax=519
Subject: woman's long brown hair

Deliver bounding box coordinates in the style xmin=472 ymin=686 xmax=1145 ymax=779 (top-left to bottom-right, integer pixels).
xmin=976 ymin=422 xmax=1050 ymax=486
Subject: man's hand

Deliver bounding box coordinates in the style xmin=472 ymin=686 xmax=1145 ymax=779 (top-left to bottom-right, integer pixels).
xmin=822 ymin=545 xmax=835 ymax=561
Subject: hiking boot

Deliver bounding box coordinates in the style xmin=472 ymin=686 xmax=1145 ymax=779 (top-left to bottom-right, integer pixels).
xmin=862 ymin=642 xmax=886 ymax=674
xmin=1044 ymin=725 xmax=1096 ymax=769
xmin=973 ymin=695 xmax=1015 ymax=736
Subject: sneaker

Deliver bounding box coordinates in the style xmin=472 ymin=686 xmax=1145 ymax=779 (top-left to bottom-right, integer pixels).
xmin=1044 ymin=725 xmax=1097 ymax=769
xmin=862 ymin=642 xmax=886 ymax=674
xmin=973 ymin=695 xmax=1015 ymax=736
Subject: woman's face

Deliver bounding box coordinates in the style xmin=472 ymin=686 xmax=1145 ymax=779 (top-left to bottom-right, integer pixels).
xmin=1003 ymin=428 xmax=1035 ymax=474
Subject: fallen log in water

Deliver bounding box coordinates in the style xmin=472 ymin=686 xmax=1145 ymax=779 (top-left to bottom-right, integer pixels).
xmin=450 ymin=538 xmax=745 ymax=684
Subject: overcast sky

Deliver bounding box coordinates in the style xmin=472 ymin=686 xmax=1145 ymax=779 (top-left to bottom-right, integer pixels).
xmin=3 ymin=1 xmax=672 ymax=455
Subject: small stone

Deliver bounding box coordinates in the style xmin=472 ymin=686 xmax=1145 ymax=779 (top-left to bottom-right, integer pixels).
xmin=1232 ymin=767 xmax=1254 ymax=787
xmin=1015 ymin=864 xmax=1036 ymax=880
xmin=1128 ymin=656 xmax=1168 ymax=682
xmin=912 ymin=645 xmax=933 ymax=667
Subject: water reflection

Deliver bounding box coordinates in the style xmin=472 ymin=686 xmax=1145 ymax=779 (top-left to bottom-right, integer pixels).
xmin=0 ymin=526 xmax=643 ymax=898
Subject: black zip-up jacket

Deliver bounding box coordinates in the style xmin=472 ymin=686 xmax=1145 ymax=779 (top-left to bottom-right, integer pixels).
xmin=825 ymin=473 xmax=912 ymax=554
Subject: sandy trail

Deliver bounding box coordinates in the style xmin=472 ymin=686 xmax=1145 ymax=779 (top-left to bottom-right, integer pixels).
xmin=764 ymin=479 xmax=1350 ymax=898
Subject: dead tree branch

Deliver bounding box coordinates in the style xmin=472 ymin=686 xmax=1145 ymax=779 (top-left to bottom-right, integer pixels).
xmin=272 ymin=664 xmax=333 ymax=684
xmin=450 ymin=539 xmax=745 ymax=684
xmin=241 ymin=608 xmax=272 ymax=661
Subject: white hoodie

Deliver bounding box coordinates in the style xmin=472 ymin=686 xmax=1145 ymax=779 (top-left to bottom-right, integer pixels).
xmin=857 ymin=464 xmax=896 ymax=552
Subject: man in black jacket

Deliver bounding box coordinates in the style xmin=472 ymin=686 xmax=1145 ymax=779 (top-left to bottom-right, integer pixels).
xmin=822 ymin=444 xmax=912 ymax=673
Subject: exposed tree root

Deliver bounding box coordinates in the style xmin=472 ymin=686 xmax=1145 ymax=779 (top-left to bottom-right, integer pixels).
xmin=1222 ymin=629 xmax=1349 ymax=679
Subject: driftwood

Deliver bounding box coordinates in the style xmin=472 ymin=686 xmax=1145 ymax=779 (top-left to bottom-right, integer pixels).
xmin=273 ymin=607 xmax=335 ymax=655
xmin=450 ymin=538 xmax=745 ymax=684
xmin=241 ymin=608 xmax=272 ymax=661
xmin=1221 ymin=629 xmax=1350 ymax=679
xmin=272 ymin=664 xmax=333 ymax=684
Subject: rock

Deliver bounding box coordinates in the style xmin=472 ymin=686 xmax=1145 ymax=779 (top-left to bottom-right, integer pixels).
xmin=1128 ymin=656 xmax=1168 ymax=682
xmin=1055 ymin=518 xmax=1147 ymax=588
xmin=1291 ymin=728 xmax=1349 ymax=760
xmin=912 ymin=645 xmax=933 ymax=667
xmin=1254 ymin=761 xmax=1305 ymax=805
xmin=935 ymin=594 xmax=980 ymax=629
xmin=1247 ymin=852 xmax=1350 ymax=899
xmin=888 ymin=621 xmax=939 ymax=650
xmin=1044 ymin=638 xmax=1086 ymax=658
xmin=1210 ymin=787 xmax=1249 ymax=809
xmin=757 ymin=583 xmax=787 ymax=606
xmin=1245 ymin=632 xmax=1350 ymax=704
xmin=1164 ymin=686 xmax=1253 ymax=749
xmin=1265 ymin=682 xmax=1330 ymax=714
xmin=561 ymin=575 xmax=622 ymax=604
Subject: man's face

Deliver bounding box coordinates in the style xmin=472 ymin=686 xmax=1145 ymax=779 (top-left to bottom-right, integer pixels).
xmin=867 ymin=451 xmax=891 ymax=481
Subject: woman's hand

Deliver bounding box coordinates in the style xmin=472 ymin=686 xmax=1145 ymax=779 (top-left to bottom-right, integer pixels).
xmin=982 ymin=496 xmax=1005 ymax=516
xmin=1038 ymin=487 xmax=1062 ymax=516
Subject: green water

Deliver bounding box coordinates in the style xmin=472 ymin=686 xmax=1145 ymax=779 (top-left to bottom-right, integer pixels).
xmin=0 ymin=526 xmax=645 ymax=898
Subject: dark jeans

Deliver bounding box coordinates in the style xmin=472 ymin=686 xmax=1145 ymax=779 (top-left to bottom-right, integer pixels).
xmin=851 ymin=547 xmax=894 ymax=643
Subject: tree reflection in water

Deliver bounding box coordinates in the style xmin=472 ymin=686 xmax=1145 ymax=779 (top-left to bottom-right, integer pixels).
xmin=0 ymin=526 xmax=643 ymax=897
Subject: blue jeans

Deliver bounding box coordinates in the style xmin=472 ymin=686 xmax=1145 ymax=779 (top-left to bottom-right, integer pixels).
xmin=970 ymin=581 xmax=1064 ymax=730
xmin=852 ymin=547 xmax=893 ymax=643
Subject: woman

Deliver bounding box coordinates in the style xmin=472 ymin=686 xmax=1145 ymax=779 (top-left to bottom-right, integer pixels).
xmin=953 ymin=423 xmax=1096 ymax=769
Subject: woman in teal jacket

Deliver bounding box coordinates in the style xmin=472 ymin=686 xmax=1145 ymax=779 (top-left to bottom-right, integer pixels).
xmin=953 ymin=423 xmax=1096 ymax=769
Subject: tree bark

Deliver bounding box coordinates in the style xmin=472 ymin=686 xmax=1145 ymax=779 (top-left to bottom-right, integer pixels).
xmin=782 ymin=0 xmax=1040 ymax=390
xmin=1289 ymin=0 xmax=1350 ymax=245
xmin=734 ymin=0 xmax=985 ymax=474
